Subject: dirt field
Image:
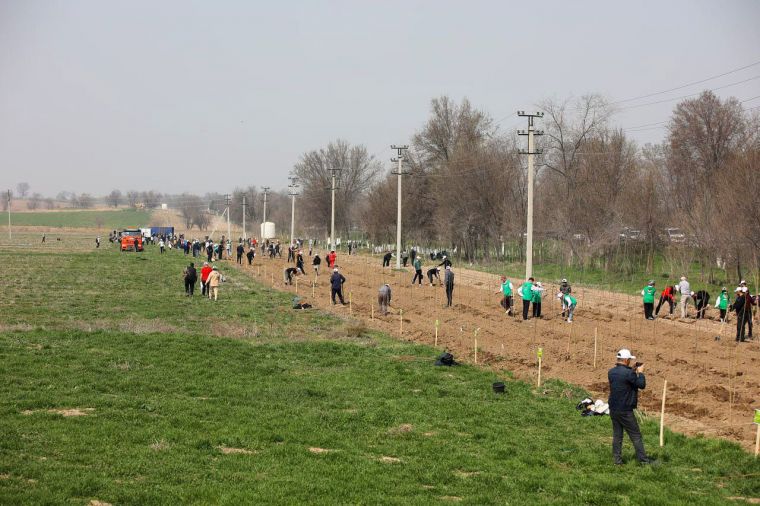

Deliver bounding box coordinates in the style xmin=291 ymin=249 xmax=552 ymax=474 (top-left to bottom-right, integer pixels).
xmin=231 ymin=251 xmax=759 ymax=451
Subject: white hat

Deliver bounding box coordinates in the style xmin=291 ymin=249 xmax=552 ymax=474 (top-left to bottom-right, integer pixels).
xmin=616 ymin=349 xmax=635 ymax=360
xmin=561 ymin=278 xmax=567 ymax=283
xmin=741 ymin=287 xmax=748 ymax=293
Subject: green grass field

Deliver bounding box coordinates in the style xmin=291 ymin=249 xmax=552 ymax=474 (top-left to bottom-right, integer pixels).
xmin=1 ymin=245 xmax=758 ymax=504
xmin=7 ymin=209 xmax=152 ymax=230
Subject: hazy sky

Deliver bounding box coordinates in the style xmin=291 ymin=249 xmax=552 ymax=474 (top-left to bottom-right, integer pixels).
xmin=1 ymin=0 xmax=759 ymax=197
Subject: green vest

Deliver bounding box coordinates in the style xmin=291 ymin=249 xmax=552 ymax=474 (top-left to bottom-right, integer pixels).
xmin=520 ymin=281 xmax=533 ymax=299
xmin=565 ymin=294 xmax=577 ymax=306
xmin=413 ymin=258 xmax=421 ymax=270
xmin=501 ymin=281 xmax=512 ymax=296
xmin=642 ymin=286 xmax=656 ymax=303
xmin=531 ymin=287 xmax=542 ymax=303
xmin=716 ymin=292 xmax=728 ymax=310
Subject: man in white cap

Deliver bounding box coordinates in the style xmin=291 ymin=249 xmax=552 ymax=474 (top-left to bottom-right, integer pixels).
xmin=608 ymin=349 xmax=651 ymax=465
xmin=329 ymin=267 xmax=346 ymax=305
xmin=676 ymin=276 xmax=691 ymax=318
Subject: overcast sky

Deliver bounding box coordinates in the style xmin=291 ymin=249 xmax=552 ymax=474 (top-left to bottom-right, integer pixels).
xmin=1 ymin=0 xmax=759 ymax=197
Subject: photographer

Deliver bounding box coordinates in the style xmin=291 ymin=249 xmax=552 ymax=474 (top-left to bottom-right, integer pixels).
xmin=608 ymin=349 xmax=652 ymax=465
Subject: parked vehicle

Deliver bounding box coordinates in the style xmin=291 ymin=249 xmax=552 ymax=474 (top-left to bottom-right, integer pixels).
xmin=665 ymin=228 xmax=686 ymax=243
xmin=120 ymin=229 xmax=144 ymax=252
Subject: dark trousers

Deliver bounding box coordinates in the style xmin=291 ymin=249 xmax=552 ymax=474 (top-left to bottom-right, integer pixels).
xmin=445 ymin=287 xmax=453 ymax=307
xmin=532 ymin=302 xmax=542 ymax=318
xmin=383 ymin=258 xmax=390 ymax=267
xmin=331 ymin=288 xmax=345 ymax=304
xmin=522 ymin=299 xmax=531 ymax=320
xmin=428 ymin=272 xmax=439 ymax=285
xmin=237 ymin=253 xmax=243 ymax=264
xmin=737 ymin=311 xmax=749 ymax=341
xmin=201 ymin=281 xmax=207 ymax=296
xmin=185 ymin=279 xmax=195 ymax=295
xmin=655 ymin=297 xmax=673 ymax=316
xmin=610 ymin=410 xmax=647 ymax=464
xmin=412 ymin=269 xmax=423 ymax=284
xmin=500 ymin=295 xmax=513 ymax=313
xmin=402 ymin=258 xmax=408 ymax=267
xmin=207 ymin=252 xmax=212 ymax=262
xmin=695 ymin=302 xmax=707 ymax=319
xmin=247 ymin=254 xmax=254 ymax=265
xmin=719 ymin=308 xmax=727 ymax=321
xmin=643 ymin=302 xmax=654 ymax=319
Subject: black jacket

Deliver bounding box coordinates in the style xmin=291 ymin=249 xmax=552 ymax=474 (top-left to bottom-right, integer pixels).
xmin=184 ymin=266 xmax=197 ymax=282
xmin=608 ymin=364 xmax=645 ymax=411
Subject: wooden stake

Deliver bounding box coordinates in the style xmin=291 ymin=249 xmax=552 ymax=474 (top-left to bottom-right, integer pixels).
xmin=295 ymin=278 xmax=299 ymax=294
xmin=370 ymin=302 xmax=374 ymax=320
xmin=399 ymin=309 xmax=403 ymax=335
xmin=659 ymin=379 xmax=667 ymax=447
xmin=593 ymin=327 xmax=598 ymax=370
xmin=349 ymin=291 xmax=352 ymax=314
xmin=537 ymin=348 xmax=543 ymax=388
xmin=755 ymin=422 xmax=759 ymax=458
xmin=311 ymin=281 xmax=315 ymax=298
xmin=435 ymin=319 xmax=439 ymax=347
xmin=474 ymin=328 xmax=480 ymax=364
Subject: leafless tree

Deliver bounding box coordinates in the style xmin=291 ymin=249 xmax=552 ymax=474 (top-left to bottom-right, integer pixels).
xmin=293 ymin=140 xmax=381 ymax=239
xmin=16 ymin=182 xmax=29 ymax=198
xmin=27 ymin=193 xmax=43 ymax=210
xmin=107 ymin=189 xmax=122 ymax=208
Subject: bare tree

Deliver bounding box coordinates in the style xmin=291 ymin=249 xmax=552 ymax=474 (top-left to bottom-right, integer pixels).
xmin=16 ymin=182 xmax=29 ymax=198
xmin=27 ymin=193 xmax=43 ymax=210
xmin=107 ymin=189 xmax=122 ymax=208
xmin=294 ymin=140 xmax=381 ymax=238
xmin=126 ymin=191 xmax=139 ymax=208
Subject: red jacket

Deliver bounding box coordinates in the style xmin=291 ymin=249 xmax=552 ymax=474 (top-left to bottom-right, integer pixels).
xmin=201 ymin=265 xmax=212 ymax=282
xmin=328 ymin=253 xmax=337 ymax=267
xmin=661 ymin=286 xmax=674 ymax=301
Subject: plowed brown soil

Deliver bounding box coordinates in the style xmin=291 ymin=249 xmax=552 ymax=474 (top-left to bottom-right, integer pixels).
xmin=232 ymin=251 xmax=759 ymax=451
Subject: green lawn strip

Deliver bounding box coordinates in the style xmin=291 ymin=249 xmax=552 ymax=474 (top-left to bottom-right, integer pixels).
xmin=1 ymin=247 xmax=758 ymax=504
xmin=7 ymin=209 xmax=153 ymax=229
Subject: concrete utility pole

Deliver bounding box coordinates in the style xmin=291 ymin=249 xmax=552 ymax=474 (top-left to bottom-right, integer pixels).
xmin=391 ymin=145 xmax=409 ymax=269
xmin=225 ymin=193 xmax=231 ymax=250
xmin=262 ymin=186 xmax=270 ymax=228
xmin=518 ymin=111 xmax=544 ymax=280
xmin=288 ymin=175 xmax=299 ymax=246
xmin=329 ymin=166 xmax=341 ymax=251
xmin=6 ymin=190 xmax=11 ymax=240
xmin=241 ymin=194 xmax=247 ymax=241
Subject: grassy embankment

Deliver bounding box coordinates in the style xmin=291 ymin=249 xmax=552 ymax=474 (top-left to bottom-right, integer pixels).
xmin=1 ymin=244 xmax=758 ymax=504
xmin=7 ymin=209 xmax=152 ymax=230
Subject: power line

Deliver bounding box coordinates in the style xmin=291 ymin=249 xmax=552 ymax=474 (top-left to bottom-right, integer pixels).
xmin=617 ymin=74 xmax=760 ymax=110
xmin=611 ymin=57 xmax=760 ymax=105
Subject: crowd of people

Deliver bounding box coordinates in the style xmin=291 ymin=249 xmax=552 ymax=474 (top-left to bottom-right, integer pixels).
xmin=640 ymin=276 xmax=756 ymax=342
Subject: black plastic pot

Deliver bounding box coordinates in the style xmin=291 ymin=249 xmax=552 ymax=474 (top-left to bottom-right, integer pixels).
xmin=492 ymin=382 xmax=505 ymax=394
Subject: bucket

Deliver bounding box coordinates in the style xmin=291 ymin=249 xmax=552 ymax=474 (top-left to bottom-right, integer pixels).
xmin=492 ymin=382 xmax=505 ymax=394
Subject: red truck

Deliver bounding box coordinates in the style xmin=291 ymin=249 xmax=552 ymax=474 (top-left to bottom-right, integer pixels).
xmin=120 ymin=229 xmax=144 ymax=252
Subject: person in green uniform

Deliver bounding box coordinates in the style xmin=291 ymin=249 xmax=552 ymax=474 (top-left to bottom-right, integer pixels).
xmin=715 ymin=287 xmax=729 ymax=322
xmin=563 ymin=293 xmax=577 ymax=322
xmin=641 ymin=280 xmax=656 ymax=320
xmin=519 ymin=277 xmax=535 ymax=320
xmin=411 ymin=256 xmax=423 ymax=285
xmin=495 ymin=276 xmax=514 ymax=315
